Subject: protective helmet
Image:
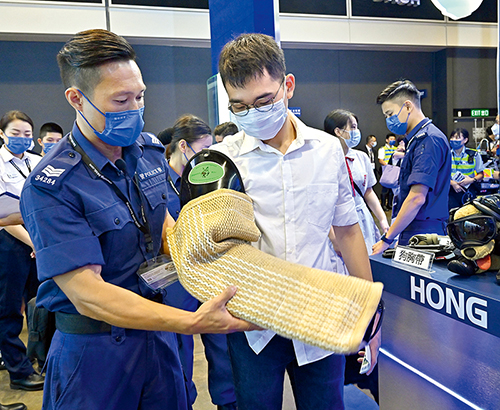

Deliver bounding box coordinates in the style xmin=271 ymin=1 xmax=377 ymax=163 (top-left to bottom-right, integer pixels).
xmin=179 ymin=149 xmax=245 ymax=208
xmin=447 ymin=194 xmax=500 ymax=249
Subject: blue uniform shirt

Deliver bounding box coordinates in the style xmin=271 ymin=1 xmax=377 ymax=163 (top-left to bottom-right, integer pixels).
xmin=20 ymin=123 xmax=168 ymax=314
xmin=166 ymin=162 xmax=181 ymax=221
xmin=395 ymin=118 xmax=451 ymax=222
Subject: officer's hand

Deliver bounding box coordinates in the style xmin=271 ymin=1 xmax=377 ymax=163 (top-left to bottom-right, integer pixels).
xmin=459 ymin=176 xmax=475 ymax=187
xmin=192 ymin=286 xmax=262 ymax=334
xmin=372 ymin=240 xmax=390 ymax=255
xmin=451 ymin=180 xmax=465 ymax=193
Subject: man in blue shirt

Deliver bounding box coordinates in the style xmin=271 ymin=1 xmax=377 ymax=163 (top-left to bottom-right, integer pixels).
xmin=372 ymin=79 xmax=451 ymax=253
xmin=20 ymin=29 xmax=255 ymax=410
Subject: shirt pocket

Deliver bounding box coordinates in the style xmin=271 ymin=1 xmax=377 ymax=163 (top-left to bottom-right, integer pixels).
xmin=86 ymin=201 xmax=133 ymax=236
xmin=140 ymin=174 xmax=168 ymax=211
xmin=305 ymin=184 xmax=337 ymax=231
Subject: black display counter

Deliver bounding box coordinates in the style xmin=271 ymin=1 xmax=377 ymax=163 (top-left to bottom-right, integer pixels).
xmin=370 ymin=254 xmax=500 ymax=410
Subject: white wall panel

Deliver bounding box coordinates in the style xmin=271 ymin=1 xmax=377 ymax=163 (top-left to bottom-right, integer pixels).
xmin=446 ymin=23 xmax=498 ymax=48
xmin=0 ymin=3 xmax=106 ymax=34
xmin=109 ymin=7 xmax=210 ymax=39
xmin=348 ymin=19 xmax=447 ymax=47
xmin=280 ymin=15 xmax=350 ymax=44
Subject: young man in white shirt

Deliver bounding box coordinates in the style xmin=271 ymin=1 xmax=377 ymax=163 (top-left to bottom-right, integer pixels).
xmin=211 ymin=33 xmax=377 ymax=410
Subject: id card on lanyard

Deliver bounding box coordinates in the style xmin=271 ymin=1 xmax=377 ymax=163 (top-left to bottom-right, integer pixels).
xmin=68 ymin=133 xmax=178 ymax=291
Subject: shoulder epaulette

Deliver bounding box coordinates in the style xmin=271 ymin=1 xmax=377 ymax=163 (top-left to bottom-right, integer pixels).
xmin=30 ymin=149 xmax=81 ymax=191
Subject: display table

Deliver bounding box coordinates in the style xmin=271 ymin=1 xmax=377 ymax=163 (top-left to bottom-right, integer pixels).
xmin=371 ymin=254 xmax=500 ymax=410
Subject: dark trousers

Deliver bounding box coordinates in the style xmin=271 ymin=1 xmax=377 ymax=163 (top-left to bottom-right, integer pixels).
xmin=227 ymin=332 xmax=345 ymax=410
xmin=380 ymin=186 xmax=394 ymax=209
xmin=43 ymin=328 xmax=187 ymax=410
xmin=0 ymin=229 xmax=38 ymax=380
xmin=166 ymin=281 xmax=236 ymax=406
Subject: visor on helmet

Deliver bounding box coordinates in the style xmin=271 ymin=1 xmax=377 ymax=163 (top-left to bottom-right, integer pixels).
xmin=446 ymin=215 xmax=497 ymax=249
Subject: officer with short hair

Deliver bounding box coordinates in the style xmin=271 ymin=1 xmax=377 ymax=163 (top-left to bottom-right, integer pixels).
xmin=373 ymin=79 xmax=451 ymax=253
xmin=20 ymin=29 xmax=256 ymax=410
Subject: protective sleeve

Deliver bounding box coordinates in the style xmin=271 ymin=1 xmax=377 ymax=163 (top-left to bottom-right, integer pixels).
xmin=167 ymin=189 xmax=383 ymax=354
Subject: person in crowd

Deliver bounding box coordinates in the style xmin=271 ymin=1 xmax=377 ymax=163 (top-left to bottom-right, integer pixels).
xmin=165 ymin=114 xmax=237 ymax=410
xmin=372 ymin=79 xmax=451 ymax=254
xmin=37 ymin=122 xmax=63 ymax=156
xmin=213 ymin=121 xmax=238 ymax=143
xmin=449 ymin=128 xmax=484 ymax=209
xmin=20 ymin=29 xmax=257 ymax=410
xmin=211 ymin=33 xmax=377 ymax=410
xmin=0 ymin=111 xmax=44 ymax=391
xmin=360 ymin=134 xmax=377 ymax=174
xmin=378 ymin=133 xmax=397 ymax=211
xmin=323 ymin=109 xmax=387 ymax=404
xmin=324 ymin=110 xmax=389 ymax=253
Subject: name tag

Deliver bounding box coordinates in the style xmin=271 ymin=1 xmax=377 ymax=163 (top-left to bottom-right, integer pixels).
xmin=393 ymin=246 xmax=434 ymax=271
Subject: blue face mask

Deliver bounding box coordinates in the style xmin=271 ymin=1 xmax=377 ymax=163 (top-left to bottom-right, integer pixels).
xmin=344 ymin=129 xmax=361 ymax=148
xmin=386 ymin=105 xmax=410 ymax=135
xmin=78 ymin=90 xmax=145 ymax=147
xmin=389 ymin=140 xmax=397 ymax=146
xmin=42 ymin=142 xmax=57 ymax=154
xmin=5 ymin=136 xmax=33 ymax=155
xmin=450 ymin=140 xmax=463 ymax=151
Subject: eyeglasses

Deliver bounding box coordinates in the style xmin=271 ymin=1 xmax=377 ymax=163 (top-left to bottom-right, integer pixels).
xmin=447 ymin=215 xmax=498 ymax=248
xmin=228 ymin=77 xmax=285 ymax=117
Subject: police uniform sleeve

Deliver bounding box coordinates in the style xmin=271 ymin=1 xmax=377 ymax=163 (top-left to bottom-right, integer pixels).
xmin=406 ymin=134 xmax=445 ymax=191
xmin=378 ymin=146 xmax=385 ymax=160
xmin=474 ymin=152 xmax=485 ymax=173
xmin=20 ymin=166 xmax=106 ymax=283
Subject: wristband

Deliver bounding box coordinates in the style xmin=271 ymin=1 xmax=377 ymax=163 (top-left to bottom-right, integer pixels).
xmin=380 ymin=233 xmax=393 ymax=245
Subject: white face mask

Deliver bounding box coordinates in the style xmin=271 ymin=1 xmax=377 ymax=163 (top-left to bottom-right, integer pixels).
xmin=343 ymin=129 xmax=361 ymax=149
xmin=492 ymin=123 xmax=500 ymax=138
xmin=371 ymin=141 xmax=377 ymax=148
xmin=232 ymin=93 xmax=288 ymax=141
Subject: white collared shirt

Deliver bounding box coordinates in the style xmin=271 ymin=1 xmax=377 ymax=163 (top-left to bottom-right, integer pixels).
xmin=0 ymin=145 xmax=41 ymax=196
xmin=211 ymin=113 xmax=358 ymax=366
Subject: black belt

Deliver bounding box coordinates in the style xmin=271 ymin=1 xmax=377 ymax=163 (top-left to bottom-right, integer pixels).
xmin=55 ymin=312 xmax=112 ymax=334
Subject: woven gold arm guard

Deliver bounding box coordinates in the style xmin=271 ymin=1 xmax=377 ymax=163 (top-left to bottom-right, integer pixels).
xmin=167 ymin=189 xmax=384 ymax=354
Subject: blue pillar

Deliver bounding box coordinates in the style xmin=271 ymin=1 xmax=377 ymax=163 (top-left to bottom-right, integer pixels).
xmin=208 ymin=0 xmax=280 ymax=76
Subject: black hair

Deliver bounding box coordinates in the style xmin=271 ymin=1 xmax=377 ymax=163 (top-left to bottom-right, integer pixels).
xmin=0 ymin=110 xmax=34 ymax=132
xmin=157 ymin=127 xmax=174 ymax=146
xmin=366 ymin=134 xmax=376 ymax=145
xmin=376 ymin=79 xmax=421 ymax=109
xmin=40 ymin=122 xmax=63 ymax=139
xmin=219 ymin=33 xmax=286 ymax=89
xmin=168 ymin=114 xmax=211 ymax=155
xmin=450 ymin=128 xmax=469 ymax=144
xmin=386 ymin=133 xmax=396 ymax=140
xmin=57 ymin=29 xmax=136 ymax=96
xmin=324 ymin=109 xmax=357 ymax=137
xmin=213 ymin=122 xmax=239 ymax=138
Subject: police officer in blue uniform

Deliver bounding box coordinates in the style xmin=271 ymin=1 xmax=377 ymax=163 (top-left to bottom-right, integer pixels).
xmin=372 ymin=79 xmax=451 ymax=254
xmin=20 ymin=29 xmax=256 ymax=410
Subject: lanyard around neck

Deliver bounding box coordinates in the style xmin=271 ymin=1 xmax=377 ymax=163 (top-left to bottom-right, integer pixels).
xmin=9 ymin=157 xmax=31 ymax=179
xmin=68 ymin=133 xmax=154 ymax=255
